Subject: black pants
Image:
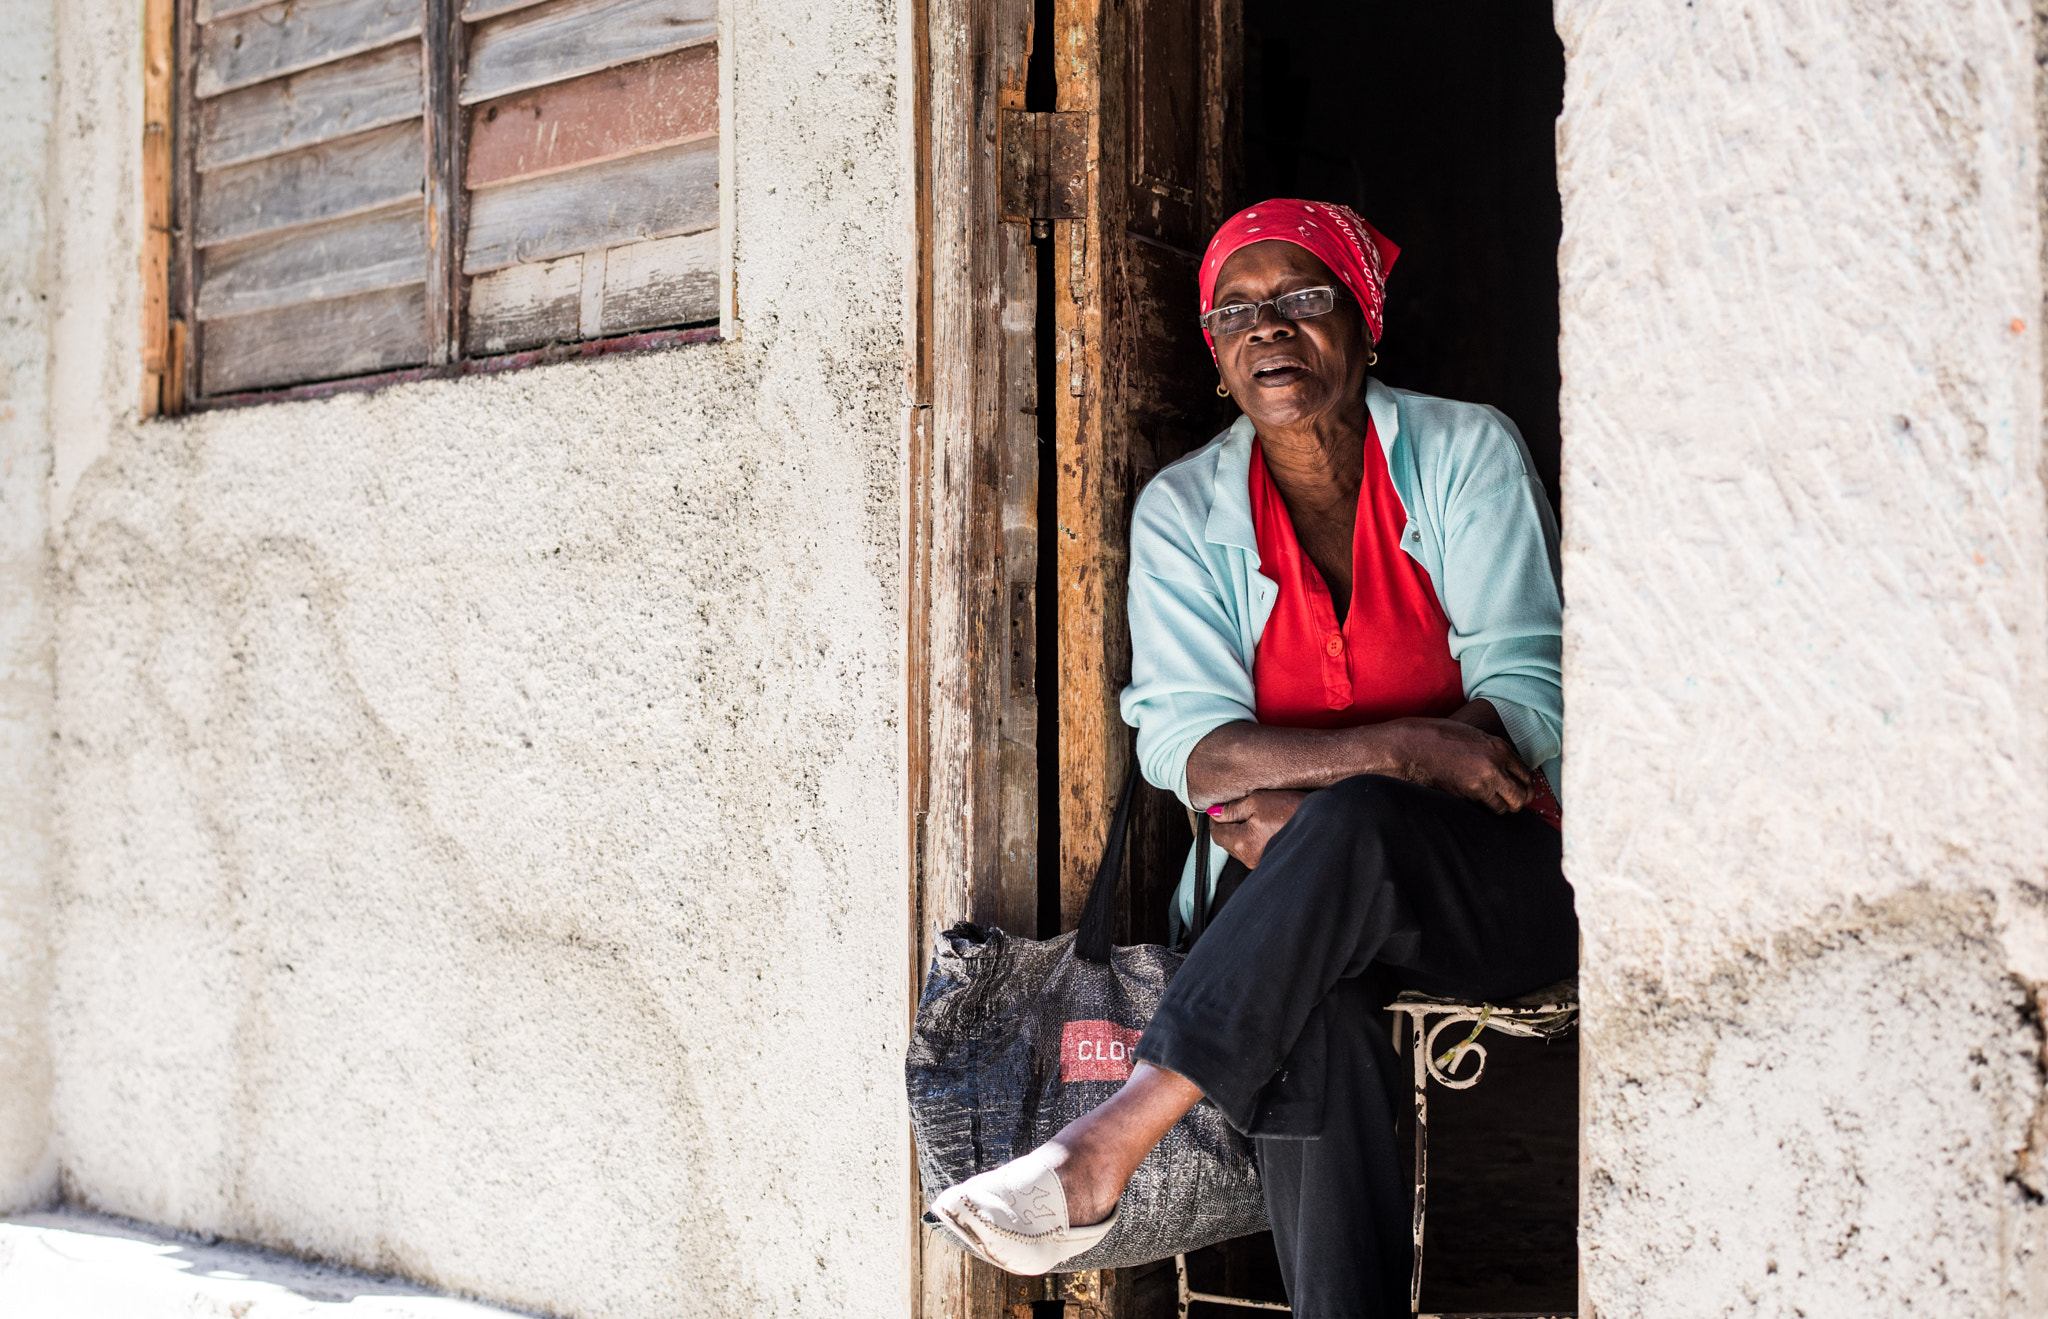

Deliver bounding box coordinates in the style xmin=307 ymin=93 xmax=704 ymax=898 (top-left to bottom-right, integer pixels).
xmin=1135 ymin=775 xmax=1577 ymax=1319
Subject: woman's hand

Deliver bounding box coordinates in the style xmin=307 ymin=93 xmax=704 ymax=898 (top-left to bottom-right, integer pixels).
xmin=1184 ymin=702 xmax=1535 ymax=816
xmin=1379 ymin=717 xmax=1533 ymax=814
xmin=1203 ymin=722 xmax=1527 ymax=870
xmin=1208 ymin=790 xmax=1309 ymax=869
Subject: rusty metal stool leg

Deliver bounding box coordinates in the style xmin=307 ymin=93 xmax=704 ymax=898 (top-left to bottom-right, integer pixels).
xmin=1170 ymin=980 xmax=1580 ymax=1318
xmin=1390 ymin=978 xmax=1580 ymax=1319
xmin=1175 ymin=1253 xmax=1291 ymax=1315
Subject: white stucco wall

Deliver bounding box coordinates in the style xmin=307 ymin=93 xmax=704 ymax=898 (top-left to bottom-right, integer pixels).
xmin=25 ymin=0 xmax=2048 ymax=1312
xmin=0 ymin=0 xmax=58 ymax=1215
xmin=28 ymin=1 xmax=916 ymax=1316
xmin=1558 ymin=0 xmax=2048 ymax=1312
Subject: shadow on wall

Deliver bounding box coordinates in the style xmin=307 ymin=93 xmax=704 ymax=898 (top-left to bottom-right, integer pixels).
xmin=0 ymin=1211 xmax=537 ymax=1317
xmin=1244 ymin=0 xmax=1565 ymax=510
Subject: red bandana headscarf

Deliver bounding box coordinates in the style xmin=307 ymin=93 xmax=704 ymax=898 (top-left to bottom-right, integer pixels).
xmin=1197 ymin=199 xmax=1400 ymax=358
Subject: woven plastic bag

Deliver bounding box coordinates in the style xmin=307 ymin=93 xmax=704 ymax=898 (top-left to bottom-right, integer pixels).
xmin=905 ymin=771 xmax=1268 ymax=1271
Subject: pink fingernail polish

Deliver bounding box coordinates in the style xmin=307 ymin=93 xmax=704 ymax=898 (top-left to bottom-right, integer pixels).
xmin=1206 ymin=805 xmax=1223 ymax=817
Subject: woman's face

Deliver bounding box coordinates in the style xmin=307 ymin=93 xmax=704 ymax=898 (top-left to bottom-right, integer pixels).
xmin=1210 ymin=241 xmax=1372 ymax=432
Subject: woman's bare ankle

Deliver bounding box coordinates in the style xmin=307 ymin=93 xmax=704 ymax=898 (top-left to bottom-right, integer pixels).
xmin=1037 ymin=1063 xmax=1205 ymax=1227
xmin=1036 ymin=1134 xmax=1125 ymax=1227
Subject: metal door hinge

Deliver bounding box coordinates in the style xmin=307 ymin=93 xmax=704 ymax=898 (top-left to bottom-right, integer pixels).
xmin=1000 ymin=110 xmax=1088 ymax=222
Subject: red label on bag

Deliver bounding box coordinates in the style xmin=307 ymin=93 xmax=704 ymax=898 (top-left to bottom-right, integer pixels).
xmin=1060 ymin=1020 xmax=1143 ymax=1082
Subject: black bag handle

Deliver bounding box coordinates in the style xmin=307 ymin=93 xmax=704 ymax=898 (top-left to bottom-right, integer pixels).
xmin=1074 ymin=762 xmax=1139 ymax=963
xmin=1074 ymin=759 xmax=1220 ymax=963
xmin=1186 ymin=811 xmax=1213 ymax=945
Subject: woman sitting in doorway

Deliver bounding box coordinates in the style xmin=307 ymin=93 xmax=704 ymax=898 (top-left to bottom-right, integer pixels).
xmin=928 ymin=200 xmax=1577 ymax=1316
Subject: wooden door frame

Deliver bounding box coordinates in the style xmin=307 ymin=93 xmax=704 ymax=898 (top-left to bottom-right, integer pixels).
xmin=908 ymin=0 xmax=1238 ymax=1309
xmin=906 ymin=0 xmax=1041 ymax=1306
xmin=1049 ymin=0 xmax=1241 ymax=937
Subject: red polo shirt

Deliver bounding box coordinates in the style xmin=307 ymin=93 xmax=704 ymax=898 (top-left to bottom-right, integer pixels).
xmin=1248 ymin=423 xmax=1466 ymax=728
xmin=1248 ymin=423 xmax=1561 ymax=828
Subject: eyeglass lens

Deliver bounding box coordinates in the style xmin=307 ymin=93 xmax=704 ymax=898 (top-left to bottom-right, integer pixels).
xmin=1202 ymin=287 xmax=1339 ymax=337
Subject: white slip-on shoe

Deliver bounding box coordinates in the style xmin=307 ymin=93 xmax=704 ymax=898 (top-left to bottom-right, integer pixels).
xmin=925 ymin=1150 xmax=1119 ymax=1275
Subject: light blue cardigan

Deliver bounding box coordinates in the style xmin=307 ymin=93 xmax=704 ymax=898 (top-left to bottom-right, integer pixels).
xmin=1117 ymin=379 xmax=1564 ymax=928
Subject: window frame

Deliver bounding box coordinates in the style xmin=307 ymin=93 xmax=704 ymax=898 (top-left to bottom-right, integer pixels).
xmin=142 ymin=0 xmax=733 ymax=416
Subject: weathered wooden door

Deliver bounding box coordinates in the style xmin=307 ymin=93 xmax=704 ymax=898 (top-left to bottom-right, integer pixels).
xmin=911 ymin=0 xmax=1240 ymax=1310
xmin=1051 ymin=0 xmax=1241 ymax=947
xmin=1046 ymin=3 xmax=1244 ymax=1307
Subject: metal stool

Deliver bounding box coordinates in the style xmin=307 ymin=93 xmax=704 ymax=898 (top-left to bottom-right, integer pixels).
xmin=1173 ymin=978 xmax=1579 ymax=1318
xmin=1391 ymin=978 xmax=1579 ymax=1319
xmin=1175 ymin=1250 xmax=1289 ymax=1314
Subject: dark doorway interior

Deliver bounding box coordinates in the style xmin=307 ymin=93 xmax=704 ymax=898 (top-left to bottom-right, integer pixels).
xmin=1243 ymin=0 xmax=1565 ymax=507
xmin=1158 ymin=1032 xmax=1579 ymax=1318
xmin=1145 ymin=9 xmax=1576 ymax=1317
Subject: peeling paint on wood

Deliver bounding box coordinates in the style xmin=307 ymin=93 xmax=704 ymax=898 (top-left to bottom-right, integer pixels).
xmin=197 ymin=0 xmax=290 ymax=21
xmin=462 ymin=137 xmax=715 ymax=272
xmin=198 ymin=42 xmax=423 ymax=172
xmin=916 ymin=0 xmax=1039 ymax=1308
xmin=465 ymin=45 xmax=716 ymax=188
xmin=459 ymin=0 xmax=717 ymax=105
xmin=195 ymin=118 xmax=424 ymax=247
xmin=196 ymin=201 xmax=424 ymax=319
xmin=194 ymin=0 xmax=422 ymax=99
xmin=464 ymin=252 xmax=582 ymax=352
xmin=599 ymin=229 xmax=719 ymax=334
xmin=199 ymin=279 xmax=429 ymax=393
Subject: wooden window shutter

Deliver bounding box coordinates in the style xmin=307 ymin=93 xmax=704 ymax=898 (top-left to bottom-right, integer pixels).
xmin=157 ymin=0 xmax=721 ymax=409
xmin=185 ymin=0 xmax=434 ymax=397
xmin=458 ymin=0 xmax=719 ymax=355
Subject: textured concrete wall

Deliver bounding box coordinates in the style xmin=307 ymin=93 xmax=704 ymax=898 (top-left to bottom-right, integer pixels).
xmin=1557 ymin=0 xmax=2048 ymax=1312
xmin=34 ymin=1 xmax=914 ymax=1316
xmin=37 ymin=0 xmax=2048 ymax=1311
xmin=0 ymin=0 xmax=58 ymax=1214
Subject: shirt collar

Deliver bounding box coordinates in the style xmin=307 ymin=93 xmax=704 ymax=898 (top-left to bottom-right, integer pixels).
xmin=1203 ymin=415 xmax=1259 ymax=552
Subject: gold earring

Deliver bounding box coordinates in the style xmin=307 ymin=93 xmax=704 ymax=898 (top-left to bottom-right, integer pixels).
xmin=1216 ymin=382 xmax=1231 ymax=397
xmin=1367 ymin=349 xmax=1379 ymax=366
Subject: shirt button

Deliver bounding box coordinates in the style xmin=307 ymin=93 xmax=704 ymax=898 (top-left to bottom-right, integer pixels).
xmin=1324 ymin=635 xmax=1345 ymax=657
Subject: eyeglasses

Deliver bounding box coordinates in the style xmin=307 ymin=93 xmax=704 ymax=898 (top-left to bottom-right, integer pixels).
xmin=1198 ymin=286 xmax=1349 ymax=338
